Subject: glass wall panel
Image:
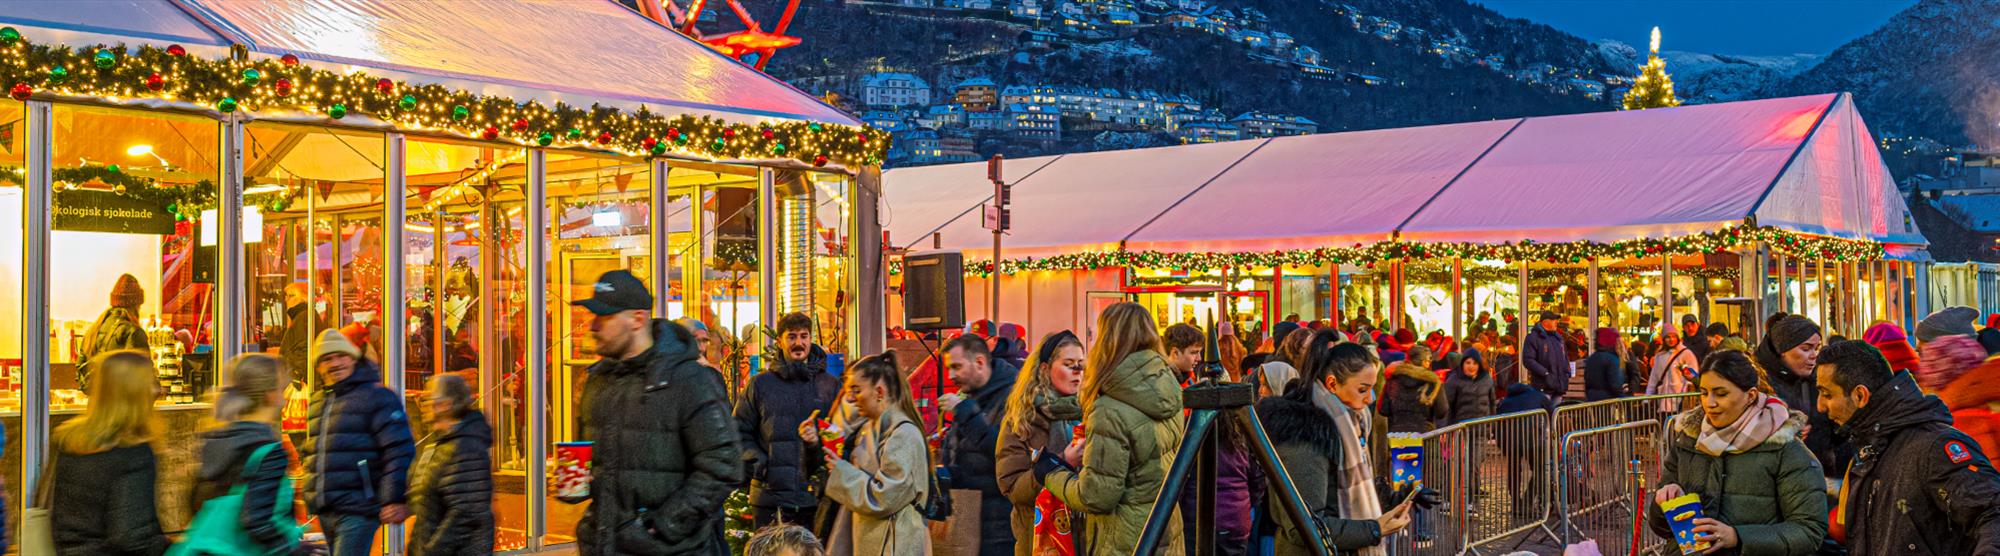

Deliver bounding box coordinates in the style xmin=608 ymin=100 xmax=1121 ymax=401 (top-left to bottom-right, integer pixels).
xmin=0 ymin=100 xmax=27 ymax=549
xmin=542 ymin=152 xmax=653 ymax=545
xmin=804 ymin=172 xmax=855 ymax=359
xmin=1341 ymin=267 xmax=1391 ymax=332
xmin=48 ymin=105 xmax=220 ymax=530
xmin=1403 ymin=259 xmax=1454 ymax=339
xmin=699 ymin=165 xmax=765 ymax=370
xmin=400 ymin=137 xmax=531 ymax=550
xmin=241 ymin=121 xmax=389 ymax=550
xmin=1460 ymin=260 xmax=1516 ymax=354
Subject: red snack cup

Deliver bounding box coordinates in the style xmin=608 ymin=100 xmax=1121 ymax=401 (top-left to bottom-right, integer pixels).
xmin=554 ymin=442 xmax=593 ymax=501
xmin=1071 ymin=423 xmax=1085 ymax=446
xmin=817 ymin=418 xmax=845 ymax=453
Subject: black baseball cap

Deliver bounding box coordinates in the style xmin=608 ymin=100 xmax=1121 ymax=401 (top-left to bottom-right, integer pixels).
xmin=572 ymin=270 xmax=653 ymax=316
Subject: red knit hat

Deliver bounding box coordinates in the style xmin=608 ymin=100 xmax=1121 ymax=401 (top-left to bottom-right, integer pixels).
xmin=1595 ymin=327 xmax=1620 ymax=350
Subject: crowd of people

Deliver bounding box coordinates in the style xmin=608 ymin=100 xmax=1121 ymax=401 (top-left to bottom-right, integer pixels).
xmin=32 ymin=268 xmax=2000 ymax=556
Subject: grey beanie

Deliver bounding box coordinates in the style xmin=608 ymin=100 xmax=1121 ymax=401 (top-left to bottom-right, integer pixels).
xmin=1917 ymin=306 xmax=1980 ymax=344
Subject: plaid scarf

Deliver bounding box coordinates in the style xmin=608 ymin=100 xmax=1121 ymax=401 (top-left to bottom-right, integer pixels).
xmin=1313 ymin=382 xmax=1384 ymax=556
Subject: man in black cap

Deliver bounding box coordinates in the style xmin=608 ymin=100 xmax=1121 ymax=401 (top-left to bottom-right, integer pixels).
xmin=1522 ymin=311 xmax=1572 ymax=400
xmin=571 ymin=270 xmax=743 ymax=555
xmin=1680 ymin=314 xmax=1713 ymax=366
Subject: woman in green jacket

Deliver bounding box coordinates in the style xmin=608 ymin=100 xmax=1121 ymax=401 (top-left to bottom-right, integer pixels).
xmin=1038 ymin=303 xmax=1187 ymax=555
xmin=1646 ymin=349 xmax=1828 ymax=556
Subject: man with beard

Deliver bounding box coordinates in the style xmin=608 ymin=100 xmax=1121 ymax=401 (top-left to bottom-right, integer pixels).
xmin=735 ymin=312 xmax=843 ymax=528
xmin=938 ymin=333 xmax=1020 ymax=556
xmin=1817 ymin=340 xmax=2000 ymax=555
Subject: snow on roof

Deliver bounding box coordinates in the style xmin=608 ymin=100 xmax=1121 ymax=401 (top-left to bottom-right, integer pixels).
xmin=1 ymin=0 xmax=856 ymax=125
xmin=886 ymin=93 xmax=1925 ymax=256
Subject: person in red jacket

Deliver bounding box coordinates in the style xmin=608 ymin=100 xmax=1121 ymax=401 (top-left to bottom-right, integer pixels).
xmin=1864 ymin=322 xmax=1922 ymax=374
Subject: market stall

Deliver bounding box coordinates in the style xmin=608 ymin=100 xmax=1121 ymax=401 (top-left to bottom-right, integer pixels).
xmin=0 ymin=0 xmax=885 ymax=552
xmin=884 ymin=93 xmax=1928 ymax=354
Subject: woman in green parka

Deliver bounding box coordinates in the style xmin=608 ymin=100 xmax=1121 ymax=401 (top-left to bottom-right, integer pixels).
xmin=1037 ymin=303 xmax=1187 ymax=556
xmin=1646 ymin=349 xmax=1828 ymax=556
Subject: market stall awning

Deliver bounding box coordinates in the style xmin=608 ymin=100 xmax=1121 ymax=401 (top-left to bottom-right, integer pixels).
xmin=884 ymin=93 xmax=1926 ymax=262
xmin=0 ymin=0 xmax=857 ymax=126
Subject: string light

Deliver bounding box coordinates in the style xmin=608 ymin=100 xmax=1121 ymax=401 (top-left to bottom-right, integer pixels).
xmin=0 ymin=29 xmax=889 ymax=168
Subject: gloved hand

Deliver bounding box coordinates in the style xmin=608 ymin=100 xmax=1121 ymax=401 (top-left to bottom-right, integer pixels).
xmin=1032 ymin=450 xmax=1070 ymax=484
xmin=1390 ymin=485 xmax=1442 ymax=510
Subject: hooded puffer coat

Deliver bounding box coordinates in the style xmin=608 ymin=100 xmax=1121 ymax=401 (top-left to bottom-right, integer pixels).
xmin=1043 ymin=350 xmax=1187 ymax=556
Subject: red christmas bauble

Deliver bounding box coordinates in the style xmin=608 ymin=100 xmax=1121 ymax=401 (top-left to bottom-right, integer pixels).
xmin=274 ymin=78 xmax=293 ymax=97
xmin=165 ymin=44 xmax=187 ymax=56
xmin=375 ymin=78 xmax=394 ymax=94
xmin=144 ymin=72 xmax=164 ymax=91
xmin=856 ymin=132 xmax=869 ymax=142
xmin=280 ymin=54 xmax=300 ymax=66
xmin=812 ymin=154 xmax=829 ymax=167
xmin=8 ymin=82 xmax=31 ymax=101
xmin=722 ymin=128 xmax=737 ymax=140
xmin=641 ymin=137 xmax=658 ymax=150
xmin=666 ymin=127 xmax=681 ymax=139
xmin=481 ymin=126 xmax=500 ymax=140
xmin=596 ymin=131 xmax=613 ymax=144
xmin=761 ymin=128 xmax=775 ymax=140
xmin=511 ymin=118 xmax=529 ymax=131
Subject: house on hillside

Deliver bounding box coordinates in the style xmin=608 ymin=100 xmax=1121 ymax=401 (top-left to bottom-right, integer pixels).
xmin=1230 ymin=111 xmax=1317 ymax=137
xmin=1176 ymin=121 xmax=1242 ymax=143
xmin=1008 ymin=103 xmax=1063 ymax=140
xmin=860 ymin=72 xmax=931 ymax=108
xmin=918 ymin=104 xmax=966 ymax=128
xmin=955 ymin=77 xmax=1000 ymax=112
xmin=1011 ymin=0 xmax=1045 ymax=19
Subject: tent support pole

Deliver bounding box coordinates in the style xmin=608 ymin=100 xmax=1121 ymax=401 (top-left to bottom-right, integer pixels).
xmin=1451 ymin=258 xmax=1463 ymax=342
xmin=1662 ymin=255 xmax=1673 ymax=337
xmin=1516 ymin=261 xmax=1528 ymax=385
xmin=1330 ymin=265 xmax=1342 ymax=324
xmin=1587 ymin=259 xmax=1599 ymax=338
xmin=1777 ymin=252 xmax=1789 ymax=315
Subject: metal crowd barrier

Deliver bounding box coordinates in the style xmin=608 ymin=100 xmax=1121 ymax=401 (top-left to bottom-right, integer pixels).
xmin=1382 ymin=408 xmax=1554 ymax=556
xmin=1555 ymin=420 xmax=1670 ymax=556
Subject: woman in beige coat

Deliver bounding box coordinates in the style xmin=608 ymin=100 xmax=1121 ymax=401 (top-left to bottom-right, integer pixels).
xmin=806 ymin=351 xmax=931 ymax=556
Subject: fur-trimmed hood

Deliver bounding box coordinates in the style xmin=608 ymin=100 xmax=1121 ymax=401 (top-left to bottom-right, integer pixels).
xmin=1389 ymin=362 xmax=1442 ymax=405
xmin=1256 ymin=392 xmax=1339 ymax=460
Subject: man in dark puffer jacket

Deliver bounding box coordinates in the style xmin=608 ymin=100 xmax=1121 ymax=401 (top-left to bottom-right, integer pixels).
xmin=735 ymin=311 xmax=843 ymax=529
xmin=575 ymin=271 xmax=743 ymax=555
xmin=301 ymin=329 xmax=415 ymax=556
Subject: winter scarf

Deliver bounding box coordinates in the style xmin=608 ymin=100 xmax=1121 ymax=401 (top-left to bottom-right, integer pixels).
xmin=1311 ymin=381 xmax=1382 ymax=556
xmin=1694 ymin=393 xmax=1790 ymax=456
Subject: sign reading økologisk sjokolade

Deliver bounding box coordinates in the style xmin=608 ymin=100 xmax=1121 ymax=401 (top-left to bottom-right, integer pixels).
xmin=54 ymin=189 xmax=175 ymax=234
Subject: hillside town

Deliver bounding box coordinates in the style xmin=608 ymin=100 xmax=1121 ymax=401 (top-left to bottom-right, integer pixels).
xmin=819 ymin=0 xmax=1627 ymax=165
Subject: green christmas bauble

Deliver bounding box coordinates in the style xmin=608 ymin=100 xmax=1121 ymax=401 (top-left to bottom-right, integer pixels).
xmin=771 ymin=142 xmax=786 ymax=154
xmin=241 ymin=68 xmax=261 ymax=86
xmin=450 ymin=105 xmax=469 ymax=121
xmin=327 ymin=103 xmax=348 ymax=119
xmin=712 ymin=138 xmax=726 ymax=150
xmin=107 ymin=164 xmax=121 ymax=173
xmin=674 ymin=134 xmax=689 ymax=145
xmin=564 ymin=127 xmax=583 ymax=140
xmin=0 ymin=27 xmax=21 ymax=46
xmin=649 ymin=142 xmax=667 ymax=156
xmin=808 ymin=122 xmax=822 ymax=132
xmin=92 ymin=50 xmax=116 ymax=69
xmin=537 ymin=131 xmax=554 ymax=146
xmin=47 ymin=66 xmax=68 ymax=84
xmin=217 ymin=97 xmax=238 ymax=113
xmin=397 ymin=95 xmax=417 ymax=111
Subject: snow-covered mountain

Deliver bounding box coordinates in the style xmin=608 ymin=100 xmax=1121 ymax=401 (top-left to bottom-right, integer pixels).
xmin=1596 ymin=40 xmax=1818 ymax=103
xmin=1772 ymin=0 xmax=2000 ymax=151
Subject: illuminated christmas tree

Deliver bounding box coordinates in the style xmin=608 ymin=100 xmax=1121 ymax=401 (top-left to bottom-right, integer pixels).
xmin=1621 ymin=27 xmax=1682 ymax=110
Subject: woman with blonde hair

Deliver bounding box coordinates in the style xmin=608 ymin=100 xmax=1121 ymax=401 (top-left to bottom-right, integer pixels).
xmin=181 ymin=353 xmax=310 ymax=555
xmin=994 ymin=330 xmax=1087 ymax=555
xmin=1036 ymin=302 xmax=1187 ymax=555
xmin=48 ymin=350 xmax=169 ymax=555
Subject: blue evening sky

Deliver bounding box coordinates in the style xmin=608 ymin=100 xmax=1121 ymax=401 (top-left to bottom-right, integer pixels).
xmin=1474 ymin=0 xmax=1917 ymax=56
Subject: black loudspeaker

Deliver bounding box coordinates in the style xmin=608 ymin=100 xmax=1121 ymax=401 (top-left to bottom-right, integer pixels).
xmin=902 ymin=251 xmax=965 ymax=331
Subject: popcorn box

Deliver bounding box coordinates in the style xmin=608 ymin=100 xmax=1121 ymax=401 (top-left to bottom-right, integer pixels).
xmin=1389 ymin=434 xmax=1423 ymax=489
xmin=1662 ymin=493 xmax=1711 ymax=555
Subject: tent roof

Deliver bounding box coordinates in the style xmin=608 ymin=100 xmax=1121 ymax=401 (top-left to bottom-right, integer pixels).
xmin=884 ymin=93 xmax=1925 ymax=258
xmin=0 ymin=0 xmax=857 ymax=126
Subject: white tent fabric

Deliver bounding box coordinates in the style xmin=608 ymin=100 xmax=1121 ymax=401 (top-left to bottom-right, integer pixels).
xmin=1126 ymin=119 xmax=1518 ymax=252
xmin=1 ymin=0 xmax=856 ymax=126
xmin=1754 ymin=94 xmax=1925 ymax=245
xmin=1399 ymin=93 xmax=1835 ymax=243
xmin=884 ymin=93 xmax=1926 ymax=258
xmin=887 ymin=154 xmax=1060 ymax=251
